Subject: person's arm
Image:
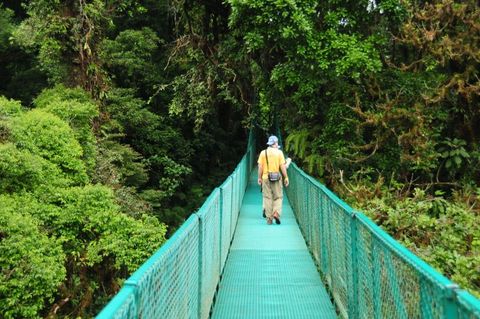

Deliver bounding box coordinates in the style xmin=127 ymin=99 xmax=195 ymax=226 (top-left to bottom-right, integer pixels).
xmin=280 ymin=163 xmax=289 ymax=187
xmin=258 ymin=163 xmax=263 ymax=185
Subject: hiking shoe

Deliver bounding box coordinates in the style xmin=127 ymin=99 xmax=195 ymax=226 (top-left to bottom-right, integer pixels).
xmin=273 ymin=211 xmax=281 ymax=225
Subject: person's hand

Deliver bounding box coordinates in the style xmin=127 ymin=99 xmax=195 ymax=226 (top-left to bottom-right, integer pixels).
xmin=285 ymin=158 xmax=292 ymax=169
xmin=284 ymin=178 xmax=289 ymax=187
xmin=258 ymin=178 xmax=262 ymax=185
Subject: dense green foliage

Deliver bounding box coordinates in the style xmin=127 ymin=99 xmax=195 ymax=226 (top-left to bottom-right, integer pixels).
xmin=0 ymin=0 xmax=479 ymax=317
xmin=1 ymin=1 xmax=246 ymax=317
xmin=0 ymin=202 xmax=65 ymax=319
xmin=226 ymin=0 xmax=480 ymax=296
xmin=0 ymin=95 xmax=168 ymax=318
xmin=238 ymin=0 xmax=479 ymax=296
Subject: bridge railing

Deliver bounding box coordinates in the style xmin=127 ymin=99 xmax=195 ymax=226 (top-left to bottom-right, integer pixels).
xmin=286 ymin=162 xmax=480 ymax=319
xmin=96 ymin=131 xmax=255 ymax=319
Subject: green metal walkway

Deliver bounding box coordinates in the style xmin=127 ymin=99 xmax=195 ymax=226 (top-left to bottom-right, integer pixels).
xmin=211 ymin=170 xmax=336 ymax=318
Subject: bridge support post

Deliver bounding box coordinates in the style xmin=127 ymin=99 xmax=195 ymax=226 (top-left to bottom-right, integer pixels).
xmin=219 ymin=187 xmax=224 ymax=273
xmin=443 ymin=284 xmax=459 ymax=319
xmin=197 ymin=213 xmax=204 ymax=319
xmin=348 ymin=212 xmax=359 ymax=319
xmin=305 ymin=179 xmax=310 ymax=246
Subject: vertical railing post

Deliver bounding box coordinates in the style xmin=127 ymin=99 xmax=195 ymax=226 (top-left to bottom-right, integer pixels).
xmin=230 ymin=174 xmax=235 ymax=240
xmin=328 ymin=200 xmax=334 ymax=287
xmin=320 ymin=192 xmax=327 ymax=276
xmin=373 ymin=242 xmax=382 ymax=319
xmin=218 ymin=187 xmax=223 ymax=274
xmin=305 ymin=179 xmax=310 ymax=246
xmin=227 ymin=176 xmax=233 ymax=243
xmin=197 ymin=213 xmax=203 ymax=319
xmin=122 ymin=280 xmax=139 ymax=317
xmin=443 ymin=284 xmax=459 ymax=319
xmin=348 ymin=212 xmax=359 ymax=319
xmin=219 ymin=187 xmax=224 ymax=273
xmin=246 ymin=150 xmax=250 ymax=190
xmin=419 ymin=279 xmax=430 ymax=318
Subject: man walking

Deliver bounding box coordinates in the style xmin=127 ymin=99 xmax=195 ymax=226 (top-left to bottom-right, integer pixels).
xmin=257 ymin=135 xmax=289 ymax=225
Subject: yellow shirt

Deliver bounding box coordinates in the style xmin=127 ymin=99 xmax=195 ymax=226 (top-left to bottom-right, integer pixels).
xmin=257 ymin=147 xmax=286 ymax=180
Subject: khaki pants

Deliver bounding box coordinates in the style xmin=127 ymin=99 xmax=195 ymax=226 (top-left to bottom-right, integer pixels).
xmin=262 ymin=178 xmax=283 ymax=218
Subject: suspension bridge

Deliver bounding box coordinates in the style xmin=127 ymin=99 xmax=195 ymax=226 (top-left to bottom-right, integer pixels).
xmin=97 ymin=132 xmax=480 ymax=319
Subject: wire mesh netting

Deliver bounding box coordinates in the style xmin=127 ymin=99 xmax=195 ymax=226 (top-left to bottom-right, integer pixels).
xmin=198 ymin=190 xmax=221 ymax=319
xmin=457 ymin=291 xmax=480 ymax=319
xmin=285 ymin=162 xmax=480 ymax=319
xmin=96 ymin=132 xmax=255 ymax=319
xmin=133 ymin=215 xmax=200 ymax=319
xmin=99 ymin=286 xmax=137 ymax=319
xmin=220 ymin=177 xmax=233 ymax=272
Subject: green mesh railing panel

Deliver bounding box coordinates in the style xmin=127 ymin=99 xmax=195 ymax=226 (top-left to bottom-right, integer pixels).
xmin=219 ymin=176 xmax=233 ymax=272
xmin=97 ymin=286 xmax=137 ymax=319
xmin=231 ymin=168 xmax=240 ymax=241
xmin=458 ymin=291 xmax=480 ymax=319
xmin=285 ymin=162 xmax=480 ymax=319
xmin=131 ymin=214 xmax=200 ymax=318
xmin=198 ymin=190 xmax=221 ymax=319
xmin=96 ymin=132 xmax=255 ymax=319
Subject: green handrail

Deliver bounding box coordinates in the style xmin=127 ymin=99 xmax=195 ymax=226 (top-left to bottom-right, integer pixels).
xmin=285 ymin=161 xmax=480 ymax=319
xmin=96 ymin=131 xmax=255 ymax=319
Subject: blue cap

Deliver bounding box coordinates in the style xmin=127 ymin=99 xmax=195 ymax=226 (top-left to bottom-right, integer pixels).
xmin=267 ymin=135 xmax=278 ymax=145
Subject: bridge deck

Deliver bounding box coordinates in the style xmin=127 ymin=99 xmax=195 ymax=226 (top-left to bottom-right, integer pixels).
xmin=211 ymin=170 xmax=337 ymax=318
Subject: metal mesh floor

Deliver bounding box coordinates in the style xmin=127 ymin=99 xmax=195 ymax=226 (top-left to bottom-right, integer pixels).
xmin=211 ymin=172 xmax=337 ymax=319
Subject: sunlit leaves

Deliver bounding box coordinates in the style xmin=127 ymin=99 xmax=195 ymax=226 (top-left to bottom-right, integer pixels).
xmin=10 ymin=109 xmax=88 ymax=185
xmin=0 ymin=6 xmax=14 ymax=51
xmin=0 ymin=143 xmax=65 ymax=193
xmin=42 ymin=184 xmax=166 ymax=272
xmin=0 ymin=197 xmax=66 ymax=319
xmin=438 ymin=138 xmax=470 ymax=173
xmin=327 ymin=31 xmax=382 ymax=78
xmin=0 ymin=96 xmax=22 ymax=118
xmin=34 ymin=85 xmax=99 ymax=175
xmin=100 ymin=27 xmax=160 ymax=89
xmin=0 ymin=94 xmax=167 ymax=316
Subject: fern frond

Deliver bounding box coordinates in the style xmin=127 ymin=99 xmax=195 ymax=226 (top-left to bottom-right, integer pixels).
xmin=304 ymin=154 xmax=324 ymax=176
xmin=286 ymin=129 xmax=309 ymax=158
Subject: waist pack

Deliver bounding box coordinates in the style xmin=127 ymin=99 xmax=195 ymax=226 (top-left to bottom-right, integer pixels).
xmin=265 ymin=148 xmax=282 ymax=182
xmin=268 ymin=172 xmax=281 ymax=182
